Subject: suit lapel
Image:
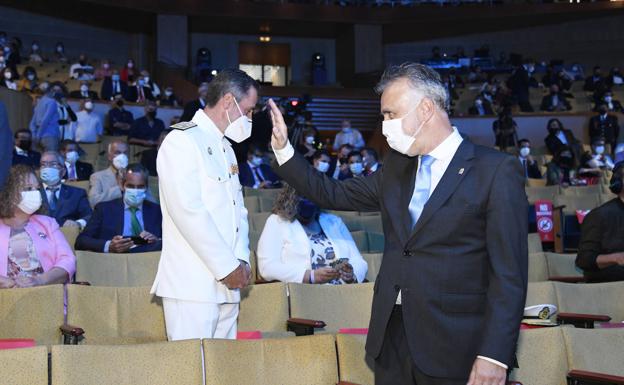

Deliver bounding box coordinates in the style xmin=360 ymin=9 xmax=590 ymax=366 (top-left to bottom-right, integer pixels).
xmin=55 ymin=185 xmax=70 ymax=217
xmin=383 ymin=151 xmax=418 ymax=245
xmin=143 ymin=202 xmax=154 ymax=233
xmin=408 ymin=140 xmax=475 ymax=241
xmin=114 ymin=200 xmax=125 ymax=235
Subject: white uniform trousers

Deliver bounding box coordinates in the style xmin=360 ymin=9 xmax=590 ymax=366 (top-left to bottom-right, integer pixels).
xmin=162 ymin=298 xmax=238 ymax=341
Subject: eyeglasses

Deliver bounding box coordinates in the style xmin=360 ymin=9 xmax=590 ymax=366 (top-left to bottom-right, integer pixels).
xmin=40 ymin=161 xmax=62 ymax=168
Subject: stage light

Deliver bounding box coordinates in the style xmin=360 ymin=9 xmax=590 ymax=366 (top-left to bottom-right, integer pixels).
xmin=259 ymin=36 xmax=271 ymax=43
xmin=211 ymin=70 xmax=217 ymax=76
xmin=291 ymin=100 xmax=299 ymax=107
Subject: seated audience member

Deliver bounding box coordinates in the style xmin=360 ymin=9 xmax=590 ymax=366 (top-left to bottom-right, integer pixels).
xmin=616 ymin=144 xmax=624 ymax=164
xmin=128 ymin=101 xmax=164 ymax=147
xmin=69 ymin=53 xmax=94 ymax=81
xmin=546 ymin=146 xmax=578 ymax=187
xmin=140 ymin=70 xmax=160 ymax=98
xmin=540 ymin=84 xmax=571 ymax=112
xmin=60 ymin=140 xmax=93 ymax=181
xmin=120 ymin=59 xmax=136 ymax=83
xmin=239 ymin=146 xmax=281 ymax=189
xmin=333 ymin=119 xmax=365 ymax=151
xmin=74 ymin=99 xmax=103 ymax=143
xmin=76 ymin=164 xmax=161 ymax=253
xmin=38 ymin=151 xmax=91 ymax=229
xmin=159 ymin=86 xmax=179 ymax=107
xmin=468 ymin=96 xmax=494 ymax=116
xmin=12 ymin=129 xmax=41 ymax=167
xmin=52 ymin=42 xmax=68 ymax=63
xmin=339 ymin=151 xmax=365 ymax=181
xmin=594 ymin=90 xmax=623 ymax=113
xmin=58 ymin=92 xmax=78 ymax=141
xmin=544 ymin=118 xmax=583 ymax=159
xmin=126 ymin=75 xmax=154 ymax=103
xmin=492 ymin=107 xmax=518 ymax=152
xmin=579 ymin=137 xmax=615 ymax=179
xmin=296 ymin=127 xmax=319 ymax=163
xmin=576 ymin=163 xmax=624 ymax=282
xmin=332 ymin=143 xmax=353 ymax=180
xmin=28 ymin=41 xmax=44 ymax=63
xmin=139 ymin=130 xmax=169 ymax=177
xmin=584 ymin=66 xmax=606 ymax=92
xmin=312 ymin=150 xmax=333 ymax=176
xmin=107 ymin=95 xmax=134 ymax=136
xmin=69 ymin=81 xmax=99 ymax=100
xmin=257 ymin=185 xmax=367 ymax=284
xmin=94 ymin=60 xmax=112 ymax=80
xmin=0 ymin=165 xmax=75 ymax=289
xmin=607 ymin=67 xmax=623 ymax=88
xmin=361 ymin=147 xmax=381 ymax=176
xmin=101 ymin=70 xmax=128 ymax=101
xmin=589 ymin=104 xmax=620 ymax=153
xmin=1 ymin=67 xmax=17 ymax=90
xmin=180 ymin=82 xmax=208 ymax=122
xmin=518 ymin=139 xmax=542 ymax=179
xmin=17 ymin=66 xmax=39 ymax=92
xmin=88 ymin=139 xmax=129 ymax=207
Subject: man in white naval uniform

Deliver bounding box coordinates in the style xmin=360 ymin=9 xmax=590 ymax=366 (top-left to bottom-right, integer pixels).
xmin=151 ymin=69 xmax=258 ymax=340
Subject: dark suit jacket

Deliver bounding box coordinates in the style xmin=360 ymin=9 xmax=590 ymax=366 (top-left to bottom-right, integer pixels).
xmin=593 ymin=100 xmax=623 ymax=113
xmin=468 ymin=102 xmax=494 ymax=116
xmin=66 ymin=160 xmax=93 ymax=181
xmin=274 ymin=140 xmax=528 ymax=378
xmin=12 ymin=149 xmax=41 ymax=167
xmin=68 ymin=90 xmax=99 ymax=100
xmin=544 ymin=129 xmax=582 ymax=158
xmin=589 ymin=114 xmax=620 ymax=145
xmin=126 ymin=85 xmax=155 ymax=103
xmin=239 ymin=163 xmax=281 ymax=188
xmin=40 ymin=184 xmax=92 ymax=226
xmin=100 ymin=78 xmax=128 ymax=101
xmin=519 ymin=158 xmax=542 ymax=179
xmin=139 ymin=148 xmax=158 ymax=177
xmin=540 ymin=93 xmax=572 ymax=112
xmin=75 ymin=198 xmax=162 ymax=253
xmin=180 ymin=99 xmax=204 ymax=122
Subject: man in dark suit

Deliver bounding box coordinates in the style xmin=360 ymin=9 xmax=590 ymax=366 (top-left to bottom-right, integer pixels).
xmin=60 ymin=139 xmax=93 ymax=181
xmin=468 ymin=96 xmax=494 ymax=116
xmin=507 ymin=61 xmax=536 ymax=112
xmin=268 ymin=63 xmax=528 ymax=385
xmin=107 ymin=95 xmax=134 ymax=136
xmin=12 ymin=129 xmax=41 ymax=167
xmin=180 ymin=82 xmax=208 ymax=122
xmin=100 ymin=70 xmax=128 ymax=101
xmin=38 ymin=151 xmax=92 ymax=229
xmin=594 ymin=90 xmax=623 ymax=113
xmin=125 ymin=76 xmax=155 ymax=104
xmin=589 ymin=104 xmax=620 ymax=153
xmin=540 ymin=84 xmax=572 ymax=112
xmin=128 ymin=101 xmax=165 ymax=148
xmin=76 ymin=163 xmax=162 ymax=253
xmin=238 ymin=146 xmax=281 ymax=189
xmin=69 ymin=81 xmax=99 ymax=100
xmin=518 ymin=139 xmax=542 ymax=179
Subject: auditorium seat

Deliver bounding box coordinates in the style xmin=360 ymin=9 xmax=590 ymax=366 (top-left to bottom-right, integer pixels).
xmin=528 ymin=233 xmax=543 ymax=253
xmin=0 ymin=285 xmax=65 ymax=345
xmin=148 ymin=176 xmax=159 ymax=203
xmin=77 ymin=142 xmax=102 ymax=165
xmin=51 ymin=339 xmax=203 ymax=385
xmin=559 ymin=185 xmax=602 ymax=197
xmin=202 ymin=334 xmax=338 ymax=385
xmin=554 ymin=282 xmax=624 ymax=327
xmin=350 ymin=231 xmax=384 ymax=253
xmin=362 ymin=252 xmax=382 ymax=282
xmin=544 ymin=252 xmax=584 ymax=282
xmin=287 ymin=282 xmax=373 ymax=335
xmin=64 ymin=179 xmax=90 ymax=191
xmin=600 ymin=192 xmax=618 ymax=204
xmin=250 ymin=212 xmax=271 ymax=232
xmin=553 ymin=194 xmax=602 ymax=250
xmin=510 ymin=328 xmax=569 ymax=385
xmin=258 ymin=196 xmax=275 ymax=212
xmin=0 ymin=346 xmax=48 ymax=385
xmin=525 ymin=185 xmax=559 ymax=204
xmin=238 ymin=282 xmax=290 ymax=336
xmin=75 ymin=250 xmax=160 ymax=287
xmin=336 ymin=333 xmax=373 ymax=385
xmin=528 ymin=252 xmax=550 ymax=282
xmin=60 ymin=224 xmax=80 ymax=251
xmin=248 ymin=231 xmax=261 ymax=253
xmin=244 ymin=196 xmax=260 ymax=213
xmin=562 ymin=328 xmax=624 ymax=379
xmin=526 ymin=178 xmax=547 ymax=187
xmin=66 ymin=285 xmax=166 ymax=344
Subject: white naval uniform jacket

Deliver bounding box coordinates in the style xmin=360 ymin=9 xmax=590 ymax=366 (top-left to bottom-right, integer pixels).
xmin=151 ymin=110 xmax=250 ymax=303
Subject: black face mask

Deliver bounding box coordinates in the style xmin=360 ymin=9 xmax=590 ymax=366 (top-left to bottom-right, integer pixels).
xmin=297 ymin=199 xmax=318 ymax=223
xmin=147 ymin=111 xmax=157 ymax=119
xmin=17 ymin=139 xmax=31 ymax=151
xmin=116 ymin=100 xmax=124 ymax=108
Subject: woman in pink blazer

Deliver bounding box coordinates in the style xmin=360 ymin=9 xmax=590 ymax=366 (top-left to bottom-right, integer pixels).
xmin=0 ymin=165 xmax=75 ymax=289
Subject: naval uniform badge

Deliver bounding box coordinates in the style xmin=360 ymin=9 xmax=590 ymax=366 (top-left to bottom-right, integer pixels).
xmin=170 ymin=121 xmax=197 ymax=131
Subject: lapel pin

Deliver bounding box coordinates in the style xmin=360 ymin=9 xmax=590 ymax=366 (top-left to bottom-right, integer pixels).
xmin=207 ymin=147 xmax=213 ymax=155
xmin=458 ymin=168 xmax=464 ymax=175
xmin=38 ymin=232 xmax=47 ymax=239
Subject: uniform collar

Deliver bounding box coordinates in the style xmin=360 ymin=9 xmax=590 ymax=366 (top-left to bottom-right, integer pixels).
xmin=192 ymin=109 xmax=224 ymax=140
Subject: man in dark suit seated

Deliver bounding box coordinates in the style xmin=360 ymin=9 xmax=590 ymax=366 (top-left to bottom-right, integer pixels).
xmin=468 ymin=96 xmax=494 ymax=116
xmin=268 ymin=62 xmax=527 ymax=384
xmin=361 ymin=147 xmax=382 ymax=176
xmin=576 ymin=162 xmax=624 ymax=282
xmin=593 ymin=90 xmax=623 ymax=113
xmin=12 ymin=129 xmax=41 ymax=167
xmin=584 ymin=66 xmax=606 ymax=92
xmin=518 ymin=138 xmax=542 ymax=179
xmin=238 ymin=146 xmax=280 ymax=189
xmin=76 ymin=163 xmax=162 ymax=253
xmin=126 ymin=75 xmax=155 ymax=103
xmin=107 ymin=95 xmax=134 ymax=136
xmin=128 ymin=101 xmax=165 ymax=148
xmin=540 ymin=84 xmax=572 ymax=112
xmin=38 ymin=151 xmax=92 ymax=229
xmin=59 ymin=139 xmax=93 ymax=181
xmin=100 ymin=70 xmax=128 ymax=101
xmin=589 ymin=104 xmax=620 ymax=153
xmin=69 ymin=81 xmax=99 ymax=100
xmin=180 ymin=82 xmax=208 ymax=122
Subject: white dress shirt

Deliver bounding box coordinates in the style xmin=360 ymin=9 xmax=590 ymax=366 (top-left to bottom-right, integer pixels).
xmin=75 ymin=110 xmax=103 ymax=143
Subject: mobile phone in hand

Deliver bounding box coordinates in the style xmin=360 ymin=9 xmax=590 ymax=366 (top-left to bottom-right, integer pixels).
xmin=129 ymin=236 xmax=148 ymax=245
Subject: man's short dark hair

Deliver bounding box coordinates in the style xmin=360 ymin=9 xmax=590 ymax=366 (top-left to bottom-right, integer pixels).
xmin=361 ymin=147 xmax=378 ymax=162
xmin=14 ymin=129 xmax=31 ymax=139
xmin=247 ymin=145 xmax=264 ymax=156
xmin=123 ymin=163 xmax=149 ymax=184
xmin=312 ymin=150 xmax=330 ymax=162
xmin=591 ymin=137 xmax=606 ymax=146
xmin=339 ymin=144 xmax=353 ymax=152
xmin=205 ymin=69 xmax=259 ymax=108
xmin=347 ymin=151 xmax=362 ymax=161
xmin=518 ymin=138 xmax=530 ymax=146
xmin=60 ymin=139 xmax=77 ymax=151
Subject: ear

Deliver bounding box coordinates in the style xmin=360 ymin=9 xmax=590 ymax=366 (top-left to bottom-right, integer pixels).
xmin=417 ymin=97 xmax=435 ymax=122
xmin=222 ymin=92 xmax=234 ymax=109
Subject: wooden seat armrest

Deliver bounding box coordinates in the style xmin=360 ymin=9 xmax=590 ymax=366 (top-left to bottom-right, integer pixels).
xmin=72 ymin=281 xmax=91 ymax=286
xmin=548 ymin=276 xmax=586 ymax=283
xmin=568 ymin=369 xmax=624 ymax=384
xmin=60 ymin=324 xmax=84 ymax=345
xmin=337 ymin=382 xmax=361 ymax=385
xmin=557 ymin=312 xmax=612 ymax=328
xmin=286 ymin=318 xmax=326 ymax=336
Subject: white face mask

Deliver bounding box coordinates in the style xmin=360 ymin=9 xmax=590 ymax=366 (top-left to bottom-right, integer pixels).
xmin=605 ymin=96 xmax=613 ymax=103
xmin=27 ymin=74 xmax=35 ymax=81
xmin=80 ymin=85 xmax=89 ymax=92
xmin=349 ymin=162 xmax=364 ymax=175
xmin=224 ymin=98 xmax=252 ymax=143
xmin=112 ymin=153 xmax=128 ymax=170
xmin=595 ymin=146 xmax=605 ymax=155
xmin=66 ymin=151 xmax=80 ymax=164
xmin=316 ymin=161 xmax=330 ymax=173
xmin=127 ymin=62 xmax=134 ymax=68
xmin=124 ymin=188 xmax=146 ymax=208
xmin=84 ymin=101 xmax=93 ymax=111
xmin=305 ymin=136 xmax=315 ymax=145
xmin=165 ymin=90 xmax=173 ymax=97
xmin=40 ymin=167 xmax=61 ymax=186
xmin=519 ymin=147 xmax=531 ymax=158
xmin=18 ymin=191 xmax=42 ymax=215
xmin=381 ymin=104 xmax=424 ymax=157
xmin=4 ymin=71 xmax=11 ymax=80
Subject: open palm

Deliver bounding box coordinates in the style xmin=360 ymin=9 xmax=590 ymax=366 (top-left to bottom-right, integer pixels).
xmin=268 ymin=98 xmax=289 ymax=150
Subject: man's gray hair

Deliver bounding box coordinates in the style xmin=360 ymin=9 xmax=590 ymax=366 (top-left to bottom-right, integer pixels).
xmin=205 ymin=69 xmax=259 ymax=108
xmin=375 ymin=63 xmax=449 ymax=112
xmin=107 ymin=139 xmax=127 ymax=154
xmin=41 ymin=151 xmax=64 ymax=166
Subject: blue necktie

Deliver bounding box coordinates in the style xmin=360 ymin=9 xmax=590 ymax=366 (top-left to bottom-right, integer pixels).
xmin=408 ymin=155 xmax=435 ymax=229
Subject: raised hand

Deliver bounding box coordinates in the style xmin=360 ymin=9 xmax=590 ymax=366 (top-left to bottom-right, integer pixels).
xmin=268 ymin=98 xmax=289 ymax=150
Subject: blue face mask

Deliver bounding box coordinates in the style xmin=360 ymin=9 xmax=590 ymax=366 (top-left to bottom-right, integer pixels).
xmin=251 ymin=156 xmax=263 ymax=167
xmin=124 ymin=188 xmax=146 ymax=207
xmin=111 ymin=74 xmax=120 ymax=81
xmin=40 ymin=167 xmax=61 ymax=185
